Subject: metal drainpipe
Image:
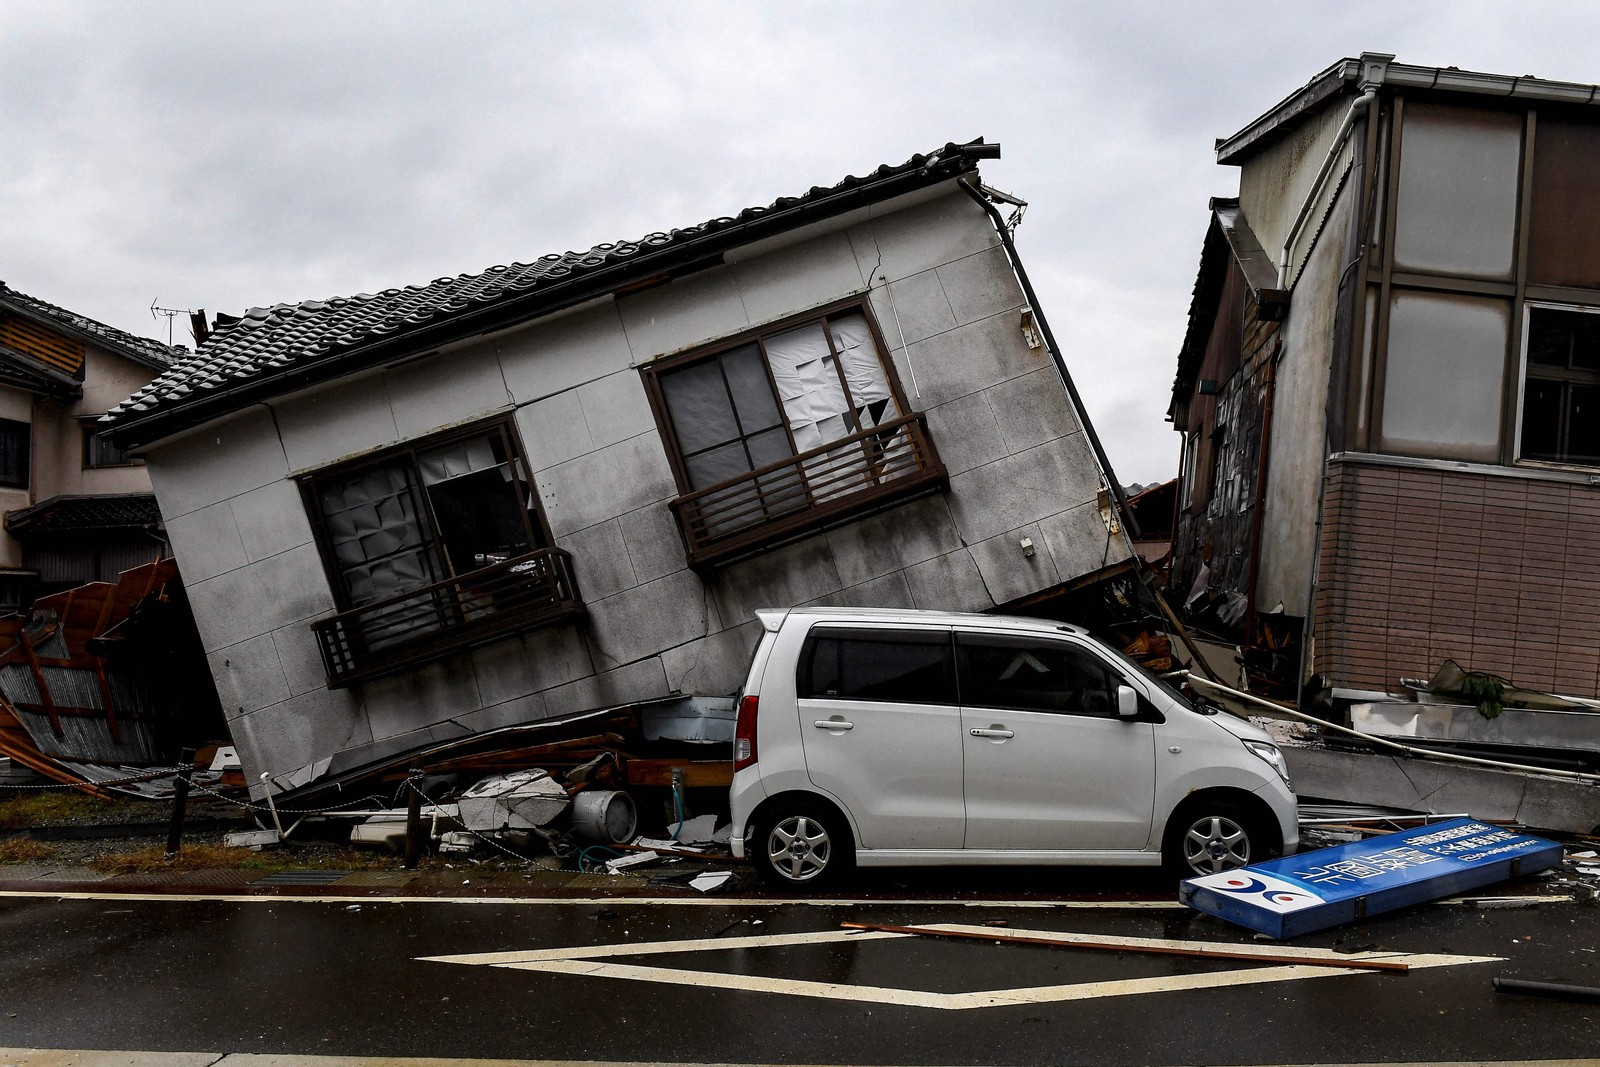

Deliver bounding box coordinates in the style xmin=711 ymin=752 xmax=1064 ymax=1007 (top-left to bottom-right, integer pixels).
xmin=1242 ymin=342 xmax=1279 ymax=648
xmin=1278 ymin=87 xmax=1377 ymax=291
xmin=959 ymin=180 xmax=1140 ymax=539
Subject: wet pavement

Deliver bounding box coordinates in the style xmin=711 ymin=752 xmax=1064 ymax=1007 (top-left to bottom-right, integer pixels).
xmin=0 ymin=861 xmax=1595 ymax=1065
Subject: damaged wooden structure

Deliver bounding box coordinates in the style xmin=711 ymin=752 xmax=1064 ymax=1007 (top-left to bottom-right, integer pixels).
xmin=1169 ymin=54 xmax=1600 ymax=726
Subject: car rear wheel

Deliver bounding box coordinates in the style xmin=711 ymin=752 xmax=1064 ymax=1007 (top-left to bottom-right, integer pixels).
xmin=752 ymin=800 xmax=853 ymax=888
xmin=1164 ymin=802 xmax=1266 ymax=878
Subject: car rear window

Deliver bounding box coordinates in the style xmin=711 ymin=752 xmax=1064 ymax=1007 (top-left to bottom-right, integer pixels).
xmin=797 ymin=627 xmax=954 ymax=705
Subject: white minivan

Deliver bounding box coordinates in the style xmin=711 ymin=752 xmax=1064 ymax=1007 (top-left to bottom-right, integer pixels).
xmin=729 ymin=608 xmax=1298 ymax=887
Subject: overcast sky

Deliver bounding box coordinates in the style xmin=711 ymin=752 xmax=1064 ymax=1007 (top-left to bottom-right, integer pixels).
xmin=5 ymin=2 xmax=1600 ymax=485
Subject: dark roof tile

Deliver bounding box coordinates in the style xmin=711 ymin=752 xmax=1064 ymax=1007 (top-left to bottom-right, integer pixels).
xmin=0 ymin=284 xmax=184 ymax=371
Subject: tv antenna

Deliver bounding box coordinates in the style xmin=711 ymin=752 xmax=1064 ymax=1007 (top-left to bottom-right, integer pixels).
xmin=150 ymin=300 xmax=191 ymax=346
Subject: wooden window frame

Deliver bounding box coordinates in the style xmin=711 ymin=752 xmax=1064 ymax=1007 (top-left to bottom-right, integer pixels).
xmin=0 ymin=418 xmax=29 ymax=490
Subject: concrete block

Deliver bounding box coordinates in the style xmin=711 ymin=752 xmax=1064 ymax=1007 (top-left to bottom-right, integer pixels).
xmin=731 ymin=231 xmax=865 ymax=325
xmin=360 ymin=654 xmax=484 ymax=742
xmin=823 ymin=509 xmax=906 ymax=589
xmin=469 ymin=633 xmax=544 ymax=709
xmin=498 ymin=301 xmax=635 ymax=405
xmin=165 ymin=500 xmax=247 ymax=583
xmin=230 ymin=478 xmax=316 ymax=564
xmin=945 ymin=434 xmax=1105 ymax=545
xmin=660 ymin=620 xmax=762 ymax=697
xmin=617 ymin=265 xmax=749 ymax=361
xmin=869 ymin=270 xmax=956 ymax=347
xmin=207 ymin=633 xmax=292 ymax=716
xmin=936 ymin=245 xmax=1025 ymax=326
xmin=537 ymin=434 xmax=676 ymax=537
xmin=543 ymin=656 xmax=669 ymax=718
xmin=145 ymin=406 xmax=290 ymax=520
xmin=229 ymin=688 xmax=371 ymax=783
xmin=564 ymin=518 xmax=638 ymax=601
xmin=578 ymin=369 xmax=656 ymax=451
xmin=987 ymin=368 xmax=1080 ymax=454
xmin=584 ymin=569 xmax=714 ymax=672
xmin=384 ymin=338 xmax=513 ymax=440
xmin=186 ymin=542 xmax=337 ymax=652
xmin=903 ymin=309 xmax=1052 ymax=409
xmin=969 ymin=522 xmax=1061 ymax=607
xmin=514 ymin=389 xmax=594 ymax=474
xmin=271 ymin=620 xmax=329 ymax=699
xmin=1039 ymin=500 xmax=1131 ymax=581
xmin=923 ymin=390 xmax=1008 ymax=476
xmin=809 ymin=570 xmax=916 ymax=610
xmin=618 ymin=502 xmax=692 ymax=585
xmin=707 ymin=536 xmax=843 ymax=629
xmin=903 ymin=549 xmax=994 ymax=614
xmin=272 ymin=374 xmax=400 ymax=472
xmin=846 ymin=190 xmax=999 ymax=285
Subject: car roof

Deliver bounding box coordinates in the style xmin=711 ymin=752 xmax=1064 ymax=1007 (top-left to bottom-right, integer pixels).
xmin=753 ymin=606 xmax=1089 ymax=637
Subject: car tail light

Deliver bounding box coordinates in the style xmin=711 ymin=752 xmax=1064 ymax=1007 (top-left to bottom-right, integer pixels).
xmin=734 ymin=694 xmax=758 ymax=771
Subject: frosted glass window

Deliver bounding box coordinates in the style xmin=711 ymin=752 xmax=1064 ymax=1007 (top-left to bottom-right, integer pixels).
xmin=1379 ymin=291 xmax=1508 ymax=461
xmin=1393 ymin=104 xmax=1522 ymax=280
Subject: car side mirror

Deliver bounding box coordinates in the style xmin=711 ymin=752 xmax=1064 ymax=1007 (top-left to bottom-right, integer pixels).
xmin=1116 ymin=684 xmax=1139 ymax=719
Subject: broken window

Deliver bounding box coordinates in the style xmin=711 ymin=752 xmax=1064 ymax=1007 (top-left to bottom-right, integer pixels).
xmin=1520 ymin=305 xmax=1600 ymax=466
xmin=644 ymin=303 xmax=944 ymax=565
xmin=0 ymin=419 xmax=28 ymax=489
xmin=304 ymin=417 xmax=582 ymax=686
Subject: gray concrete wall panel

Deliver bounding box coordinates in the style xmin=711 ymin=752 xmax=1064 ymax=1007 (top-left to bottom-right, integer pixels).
xmin=969 ymin=521 xmax=1061 ymax=606
xmin=563 ymin=518 xmax=638 ymax=602
xmin=207 ymin=633 xmax=292 ymax=717
xmin=904 ymin=549 xmax=994 ymax=614
xmin=808 ymin=569 xmax=916 ymax=611
xmin=271 ymin=374 xmax=400 ymax=473
xmin=514 ymin=390 xmax=594 ymax=474
xmin=1038 ymin=500 xmax=1128 ymax=579
xmin=536 ymin=433 xmax=676 ymax=538
xmin=937 ymin=245 xmax=1027 ymax=326
xmin=902 ymin=309 xmax=1051 ymax=409
xmin=145 ymin=406 xmax=289 ymax=520
xmin=232 ymin=687 xmax=371 ymax=784
xmin=876 ymin=270 xmax=958 ymax=347
xmin=987 ymin=367 xmax=1081 ymax=454
xmin=576 ymin=370 xmax=655 ymax=451
xmin=707 ymin=537 xmax=843 ymax=629
xmin=846 ymin=191 xmax=999 ymax=284
xmin=945 ymin=434 xmax=1102 ymax=546
xmin=660 ymin=620 xmax=762 ymax=698
xmin=585 ymin=570 xmax=715 ymax=672
xmin=520 ymin=623 xmax=596 ymax=693
xmin=271 ymin=621 xmax=330 ymax=700
xmin=360 ymin=654 xmax=482 ymax=744
xmin=186 ymin=542 xmax=336 ymax=653
xmin=730 ymin=231 xmax=865 ymax=326
xmin=230 ymin=479 xmax=316 ymax=565
xmin=617 ymin=503 xmax=692 ymax=586
xmin=542 ymin=657 xmax=669 ymax=720
xmin=165 ymin=501 xmax=248 ymax=584
xmin=616 ymin=265 xmax=749 ymax=361
xmin=922 ymin=391 xmax=1010 ymax=477
xmin=384 ymin=339 xmax=512 ymax=440
xmin=497 ymin=302 xmax=634 ymax=405
xmin=451 ymin=692 xmax=552 ymax=737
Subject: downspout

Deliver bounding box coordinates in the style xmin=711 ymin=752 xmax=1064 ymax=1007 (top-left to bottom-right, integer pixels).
xmin=1277 ymin=85 xmax=1378 ymax=291
xmin=1242 ymin=340 xmax=1279 ymax=647
xmin=959 ymin=179 xmax=1140 ymax=539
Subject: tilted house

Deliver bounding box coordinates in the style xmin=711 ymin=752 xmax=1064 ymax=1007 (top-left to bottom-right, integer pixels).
xmin=103 ymin=140 xmax=1134 ymax=792
xmin=0 ymin=282 xmax=179 ymax=610
xmin=1170 ymin=54 xmax=1600 ymax=702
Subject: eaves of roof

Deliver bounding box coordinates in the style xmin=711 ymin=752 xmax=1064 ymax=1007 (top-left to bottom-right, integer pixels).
xmin=0 ymin=349 xmax=82 ymax=399
xmin=0 ymin=284 xmax=184 ymax=372
xmin=4 ymin=493 xmax=163 ymax=536
xmin=1217 ymin=53 xmax=1600 ymax=165
xmin=103 ymin=139 xmax=1000 ymax=450
xmin=1168 ymin=199 xmax=1286 ymax=418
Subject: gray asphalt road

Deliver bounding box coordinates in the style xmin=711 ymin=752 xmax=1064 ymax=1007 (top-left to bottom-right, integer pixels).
xmin=0 ymin=885 xmax=1594 ymax=1065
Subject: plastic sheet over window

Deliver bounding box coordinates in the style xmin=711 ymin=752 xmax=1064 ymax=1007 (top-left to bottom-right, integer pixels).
xmin=1379 ymin=290 xmax=1508 ymax=462
xmin=1393 ymin=103 xmax=1521 ymax=281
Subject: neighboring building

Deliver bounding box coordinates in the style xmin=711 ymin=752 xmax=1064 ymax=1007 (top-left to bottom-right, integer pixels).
xmin=1170 ymin=53 xmax=1600 ymax=701
xmin=102 ymin=140 xmax=1136 ymax=792
xmin=0 ymin=283 xmax=179 ymax=610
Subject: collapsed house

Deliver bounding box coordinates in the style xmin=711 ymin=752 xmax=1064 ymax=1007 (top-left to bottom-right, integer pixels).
xmin=99 ymin=139 xmax=1138 ymax=796
xmin=1170 ymin=55 xmax=1600 ymax=707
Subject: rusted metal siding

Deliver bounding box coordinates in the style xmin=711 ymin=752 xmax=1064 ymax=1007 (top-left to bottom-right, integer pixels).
xmin=1314 ymin=458 xmax=1600 ymax=696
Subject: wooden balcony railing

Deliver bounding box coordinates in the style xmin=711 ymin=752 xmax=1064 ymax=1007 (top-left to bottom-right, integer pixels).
xmin=312 ymin=547 xmax=585 ymax=688
xmin=670 ymin=412 xmax=947 ymax=569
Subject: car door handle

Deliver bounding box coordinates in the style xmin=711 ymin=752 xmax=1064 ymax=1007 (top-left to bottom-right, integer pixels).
xmin=813 ymin=719 xmax=854 ymax=731
xmin=970 ymin=727 xmax=1014 ymax=739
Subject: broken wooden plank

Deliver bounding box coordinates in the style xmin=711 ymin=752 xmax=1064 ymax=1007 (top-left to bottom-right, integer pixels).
xmin=839 ymin=921 xmax=1411 ymax=973
xmin=621 ymin=758 xmax=734 ymax=788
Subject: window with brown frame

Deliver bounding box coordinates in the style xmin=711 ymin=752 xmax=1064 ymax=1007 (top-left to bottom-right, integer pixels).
xmin=641 ymin=302 xmax=946 ymax=567
xmin=301 ymin=417 xmax=583 ymax=687
xmin=1520 ymin=305 xmax=1600 ymax=467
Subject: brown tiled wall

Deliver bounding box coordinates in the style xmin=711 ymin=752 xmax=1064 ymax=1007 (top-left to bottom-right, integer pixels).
xmin=1315 ymin=460 xmax=1600 ymax=696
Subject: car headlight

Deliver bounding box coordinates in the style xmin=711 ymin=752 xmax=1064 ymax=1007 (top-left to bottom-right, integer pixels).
xmin=1243 ymin=739 xmax=1292 ymax=788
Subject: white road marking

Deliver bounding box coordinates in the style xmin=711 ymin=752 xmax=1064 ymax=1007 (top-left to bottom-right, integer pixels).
xmin=421 ymin=923 xmax=1503 ymax=1010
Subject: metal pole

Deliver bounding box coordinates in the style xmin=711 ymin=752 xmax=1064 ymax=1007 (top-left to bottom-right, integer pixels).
xmin=403 ymin=768 xmax=425 ymax=870
xmin=163 ymin=747 xmax=196 ymax=859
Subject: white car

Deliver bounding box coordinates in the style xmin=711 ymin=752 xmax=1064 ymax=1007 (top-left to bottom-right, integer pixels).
xmin=729 ymin=608 xmax=1297 ymax=887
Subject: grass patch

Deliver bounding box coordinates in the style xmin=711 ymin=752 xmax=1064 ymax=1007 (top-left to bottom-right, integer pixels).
xmin=92 ymin=842 xmax=408 ymax=874
xmin=0 ymin=791 xmax=124 ymax=830
xmin=0 ymin=837 xmax=56 ymax=863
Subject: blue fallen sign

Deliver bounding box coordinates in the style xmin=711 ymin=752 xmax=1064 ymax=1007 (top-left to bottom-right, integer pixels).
xmin=1180 ymin=817 xmax=1563 ymax=939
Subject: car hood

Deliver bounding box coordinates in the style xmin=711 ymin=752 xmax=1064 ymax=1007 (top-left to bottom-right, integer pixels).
xmin=1208 ymin=712 xmax=1275 ymax=744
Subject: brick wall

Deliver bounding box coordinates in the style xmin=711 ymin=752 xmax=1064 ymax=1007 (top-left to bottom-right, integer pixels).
xmin=1315 ymin=459 xmax=1600 ymax=696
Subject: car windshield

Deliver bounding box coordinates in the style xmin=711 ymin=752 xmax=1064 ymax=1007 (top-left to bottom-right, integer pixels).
xmin=1096 ymin=640 xmax=1197 ymax=711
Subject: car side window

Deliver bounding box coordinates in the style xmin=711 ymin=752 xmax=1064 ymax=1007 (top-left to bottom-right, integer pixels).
xmin=957 ymin=634 xmax=1120 ymax=717
xmin=797 ymin=627 xmax=955 ymax=705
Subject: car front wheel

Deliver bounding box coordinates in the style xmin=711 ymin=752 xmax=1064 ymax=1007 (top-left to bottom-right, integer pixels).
xmin=752 ymin=800 xmax=853 ymax=888
xmin=1164 ymin=803 xmax=1266 ymax=878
